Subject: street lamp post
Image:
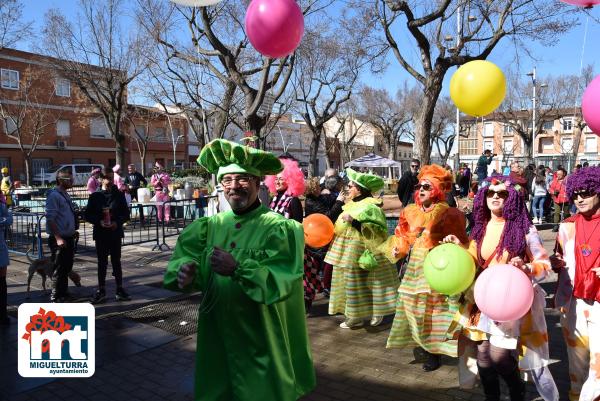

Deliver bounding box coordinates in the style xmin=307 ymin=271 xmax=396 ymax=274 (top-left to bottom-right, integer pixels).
xmin=526 ymin=67 xmax=547 ymax=162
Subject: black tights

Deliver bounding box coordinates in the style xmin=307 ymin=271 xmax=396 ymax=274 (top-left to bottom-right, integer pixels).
xmin=477 ymin=340 xmax=518 ymax=375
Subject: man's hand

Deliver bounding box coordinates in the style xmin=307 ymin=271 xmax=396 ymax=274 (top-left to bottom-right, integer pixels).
xmin=591 ymin=267 xmax=600 ymax=278
xmin=177 ymin=262 xmax=196 ymax=289
xmin=55 ymin=236 xmax=65 ymax=248
xmin=342 ymin=213 xmax=353 ymax=223
xmin=210 ymin=247 xmax=237 ymax=276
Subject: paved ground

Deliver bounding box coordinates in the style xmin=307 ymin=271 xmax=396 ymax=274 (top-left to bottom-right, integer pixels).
xmin=1 ymin=228 xmax=572 ymax=401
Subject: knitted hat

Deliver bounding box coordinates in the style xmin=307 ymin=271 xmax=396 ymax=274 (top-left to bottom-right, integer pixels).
xmin=417 ymin=164 xmax=453 ymax=193
xmin=198 ymin=139 xmax=283 ymax=181
xmin=345 ymin=168 xmax=384 ymax=193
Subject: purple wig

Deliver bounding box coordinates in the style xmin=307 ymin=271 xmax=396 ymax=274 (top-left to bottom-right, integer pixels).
xmin=565 ymin=166 xmax=600 ymax=200
xmin=470 ymin=175 xmax=531 ymax=262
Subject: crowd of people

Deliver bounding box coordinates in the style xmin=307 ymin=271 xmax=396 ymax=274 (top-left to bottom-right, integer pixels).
xmin=160 ymin=139 xmax=600 ymax=401
xmin=1 ymin=141 xmax=599 ymax=401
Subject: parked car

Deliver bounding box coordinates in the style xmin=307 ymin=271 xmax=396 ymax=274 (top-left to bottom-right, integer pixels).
xmin=33 ymin=164 xmax=104 ymax=186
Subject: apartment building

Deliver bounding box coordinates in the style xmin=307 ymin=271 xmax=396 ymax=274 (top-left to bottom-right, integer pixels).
xmin=0 ymin=48 xmax=188 ymax=182
xmin=458 ymin=109 xmax=599 ymax=173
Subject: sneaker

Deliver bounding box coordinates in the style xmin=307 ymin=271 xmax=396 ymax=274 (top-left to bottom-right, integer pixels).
xmin=339 ymin=318 xmax=363 ymax=329
xmin=115 ymin=288 xmax=131 ymax=302
xmin=370 ymin=316 xmax=384 ymax=327
xmin=91 ymin=289 xmax=106 ymax=305
xmin=323 ymin=289 xmax=330 ymax=298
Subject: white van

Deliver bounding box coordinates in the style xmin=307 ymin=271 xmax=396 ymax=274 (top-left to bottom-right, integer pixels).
xmin=33 ymin=164 xmax=104 ymax=186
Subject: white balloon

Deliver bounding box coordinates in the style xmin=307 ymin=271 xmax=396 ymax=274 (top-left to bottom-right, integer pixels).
xmin=170 ymin=0 xmax=222 ymax=6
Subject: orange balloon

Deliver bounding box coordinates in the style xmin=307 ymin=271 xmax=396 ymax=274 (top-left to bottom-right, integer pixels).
xmin=303 ymin=213 xmax=334 ymax=248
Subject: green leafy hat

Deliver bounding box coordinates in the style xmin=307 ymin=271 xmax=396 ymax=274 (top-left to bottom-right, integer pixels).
xmin=346 ymin=168 xmax=384 ymax=193
xmin=197 ymin=139 xmax=283 ymax=181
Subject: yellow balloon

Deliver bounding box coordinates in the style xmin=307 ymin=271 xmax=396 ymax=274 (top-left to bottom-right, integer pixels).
xmin=450 ymin=60 xmax=506 ymax=117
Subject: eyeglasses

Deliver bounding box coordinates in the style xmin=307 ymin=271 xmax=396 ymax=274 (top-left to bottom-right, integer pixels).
xmin=486 ymin=190 xmax=509 ymax=199
xmin=410 ymin=165 xmax=419 ymax=169
xmin=221 ymin=175 xmax=252 ymax=187
xmin=571 ymin=190 xmax=596 ymax=200
xmin=414 ymin=183 xmax=432 ymax=191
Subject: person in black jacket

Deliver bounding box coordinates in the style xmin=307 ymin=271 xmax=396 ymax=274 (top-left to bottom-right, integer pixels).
xmin=397 ymin=159 xmax=420 ymax=206
xmin=124 ymin=164 xmax=148 ymax=200
xmin=85 ymin=168 xmax=131 ymax=304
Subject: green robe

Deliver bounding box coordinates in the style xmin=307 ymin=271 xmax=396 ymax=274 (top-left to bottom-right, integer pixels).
xmin=164 ymin=205 xmax=316 ymax=401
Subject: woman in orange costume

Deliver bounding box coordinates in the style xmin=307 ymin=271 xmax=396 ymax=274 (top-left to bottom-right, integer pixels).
xmin=382 ymin=164 xmax=468 ymax=371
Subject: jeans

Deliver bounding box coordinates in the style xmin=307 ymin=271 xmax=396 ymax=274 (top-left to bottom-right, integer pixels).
xmin=531 ymin=196 xmax=545 ymax=220
xmin=553 ymin=202 xmax=571 ymax=224
xmin=95 ymin=234 xmax=123 ymax=288
xmin=48 ymin=236 xmax=75 ymax=298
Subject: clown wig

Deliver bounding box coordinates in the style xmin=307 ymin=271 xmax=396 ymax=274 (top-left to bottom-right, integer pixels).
xmin=264 ymin=158 xmax=306 ymax=196
xmin=470 ymin=175 xmax=531 ymax=261
xmin=565 ymin=166 xmax=600 ymax=200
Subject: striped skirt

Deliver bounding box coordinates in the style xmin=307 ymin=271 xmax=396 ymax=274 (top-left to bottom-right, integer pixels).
xmin=386 ymin=247 xmax=459 ymax=357
xmin=325 ymin=232 xmax=398 ymax=319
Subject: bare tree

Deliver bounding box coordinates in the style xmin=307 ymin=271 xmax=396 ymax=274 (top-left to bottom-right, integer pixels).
xmin=496 ymin=68 xmax=592 ymax=162
xmin=373 ymin=0 xmax=576 ymax=164
xmin=0 ymin=67 xmax=61 ymax=185
xmin=42 ymin=0 xmax=150 ymax=166
xmin=359 ymin=85 xmax=411 ymax=160
xmin=137 ymin=0 xmax=319 ymax=149
xmin=0 ymin=0 xmax=33 ymax=49
xmin=431 ymin=96 xmax=456 ymax=165
xmin=125 ymin=105 xmax=163 ymax=176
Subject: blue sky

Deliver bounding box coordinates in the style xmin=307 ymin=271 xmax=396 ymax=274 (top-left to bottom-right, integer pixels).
xmin=20 ymin=0 xmax=600 ymax=97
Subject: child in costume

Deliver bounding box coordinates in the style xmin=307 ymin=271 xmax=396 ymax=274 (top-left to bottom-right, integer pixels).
xmin=164 ymin=139 xmax=315 ymax=401
xmin=383 ymin=164 xmax=468 ymax=371
xmin=445 ymin=175 xmax=558 ymax=401
xmin=552 ymin=166 xmax=600 ymax=401
xmin=325 ymin=168 xmax=398 ymax=329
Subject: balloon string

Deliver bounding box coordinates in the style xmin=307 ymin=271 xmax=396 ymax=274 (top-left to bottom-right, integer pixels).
xmin=578 ymin=15 xmax=589 ymax=96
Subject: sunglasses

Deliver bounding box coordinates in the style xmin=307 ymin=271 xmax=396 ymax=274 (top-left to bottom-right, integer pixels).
xmin=571 ymin=190 xmax=596 ymax=200
xmin=410 ymin=165 xmax=419 ymax=169
xmin=486 ymin=189 xmax=509 ymax=199
xmin=414 ymin=183 xmax=432 ymax=191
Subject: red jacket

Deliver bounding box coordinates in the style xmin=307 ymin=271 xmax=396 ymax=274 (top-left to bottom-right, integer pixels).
xmin=549 ymin=177 xmax=568 ymax=203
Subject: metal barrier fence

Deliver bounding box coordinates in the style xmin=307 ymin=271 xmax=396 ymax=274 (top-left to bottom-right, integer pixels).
xmin=4 ymin=212 xmax=45 ymax=260
xmin=156 ymin=197 xmax=211 ymax=250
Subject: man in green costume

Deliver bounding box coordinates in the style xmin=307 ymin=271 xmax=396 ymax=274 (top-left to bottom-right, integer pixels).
xmin=164 ymin=139 xmax=316 ymax=401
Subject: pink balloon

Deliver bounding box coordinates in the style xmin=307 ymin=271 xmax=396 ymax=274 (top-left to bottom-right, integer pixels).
xmin=474 ymin=264 xmax=534 ymax=322
xmin=582 ymin=75 xmax=600 ymax=137
xmin=560 ymin=0 xmax=600 ymax=6
xmin=245 ymin=0 xmax=304 ymax=58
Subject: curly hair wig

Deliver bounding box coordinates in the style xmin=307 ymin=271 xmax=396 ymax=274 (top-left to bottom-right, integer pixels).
xmin=471 ymin=175 xmax=531 ymax=261
xmin=565 ymin=166 xmax=600 ymax=200
xmin=264 ymin=158 xmax=306 ymax=196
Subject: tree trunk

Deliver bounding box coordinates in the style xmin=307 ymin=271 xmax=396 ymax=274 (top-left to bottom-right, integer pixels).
xmin=115 ymin=133 xmax=126 ymax=167
xmin=141 ymin=144 xmax=148 ymax=176
xmin=413 ymin=80 xmax=443 ymax=165
xmin=308 ymin=128 xmax=322 ymax=178
xmin=24 ymin=155 xmax=32 ymax=187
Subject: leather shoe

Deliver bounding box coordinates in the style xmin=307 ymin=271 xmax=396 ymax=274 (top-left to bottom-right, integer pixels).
xmin=422 ymin=353 xmax=441 ymax=371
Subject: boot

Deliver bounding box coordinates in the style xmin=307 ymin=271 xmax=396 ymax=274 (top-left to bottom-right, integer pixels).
xmin=478 ymin=365 xmax=501 ymax=401
xmin=422 ymin=352 xmax=441 ymax=372
xmin=501 ymin=368 xmax=525 ymax=401
xmin=0 ymin=276 xmax=9 ymax=325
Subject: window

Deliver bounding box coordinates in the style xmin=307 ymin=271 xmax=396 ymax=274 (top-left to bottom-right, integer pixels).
xmin=133 ymin=125 xmax=147 ymax=139
xmin=482 ymin=122 xmax=494 ymax=137
xmin=172 ymin=127 xmax=181 ymax=139
xmin=562 ymin=118 xmax=573 ymax=132
xmin=542 ymin=121 xmax=554 ymax=131
xmin=32 ymin=158 xmax=52 ymax=178
xmin=459 ymin=139 xmax=477 ymax=155
xmin=73 ymin=159 xmax=91 ymax=165
xmin=483 ymin=139 xmax=494 ymax=152
xmin=3 ymin=117 xmax=18 ymax=135
xmin=75 ymin=165 xmax=95 ymax=174
xmin=90 ymin=117 xmax=110 ymax=138
xmin=585 ymin=136 xmax=597 ymax=153
xmin=154 ymin=127 xmax=167 ymax=142
xmin=539 ymin=137 xmax=554 ymax=153
xmin=503 ymin=124 xmax=513 ymax=136
xmin=561 ymin=137 xmax=573 ymax=152
xmin=56 ymin=120 xmax=70 ymax=137
xmin=1 ymin=69 xmax=19 ymax=90
xmin=502 ymin=139 xmax=513 ymax=154
xmin=55 ymin=79 xmax=70 ymax=97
